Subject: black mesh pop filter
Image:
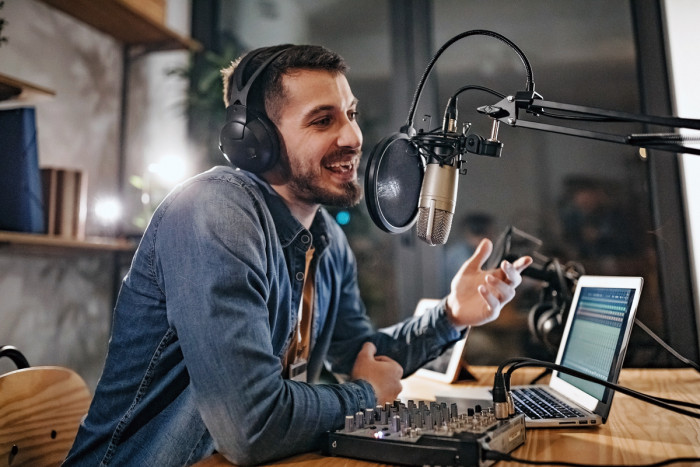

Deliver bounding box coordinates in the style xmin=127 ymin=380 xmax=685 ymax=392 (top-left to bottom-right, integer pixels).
xmin=364 ymin=132 xmax=424 ymax=233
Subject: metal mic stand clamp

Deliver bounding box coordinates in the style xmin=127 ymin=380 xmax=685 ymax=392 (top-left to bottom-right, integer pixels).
xmin=477 ymin=90 xmax=700 ymax=156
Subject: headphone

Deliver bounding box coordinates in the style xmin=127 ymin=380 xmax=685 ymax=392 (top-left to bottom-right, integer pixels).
xmin=219 ymin=46 xmax=291 ymax=173
xmin=526 ymin=258 xmax=578 ymax=356
xmin=528 ymin=300 xmax=566 ymax=356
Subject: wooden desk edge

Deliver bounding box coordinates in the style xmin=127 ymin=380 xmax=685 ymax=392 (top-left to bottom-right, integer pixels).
xmin=193 ymin=367 xmax=700 ymax=466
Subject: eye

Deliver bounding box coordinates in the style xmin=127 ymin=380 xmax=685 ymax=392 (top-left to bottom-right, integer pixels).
xmin=311 ymin=115 xmax=332 ymax=127
xmin=348 ymin=110 xmax=359 ymax=121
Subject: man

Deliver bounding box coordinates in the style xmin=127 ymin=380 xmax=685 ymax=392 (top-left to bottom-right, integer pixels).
xmin=65 ymin=44 xmax=531 ymax=466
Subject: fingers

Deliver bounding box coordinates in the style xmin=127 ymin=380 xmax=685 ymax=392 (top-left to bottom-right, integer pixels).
xmin=359 ymin=341 xmax=377 ymax=359
xmin=358 ymin=342 xmax=396 ymax=366
xmin=512 ymin=255 xmax=534 ymax=273
xmin=365 ymin=345 xmax=399 ymax=369
xmin=477 ymin=284 xmax=499 ymax=313
xmin=480 ymin=257 xmax=529 ymax=311
xmin=499 ymin=261 xmax=521 ymax=287
xmin=496 ymin=255 xmax=533 ymax=284
xmin=461 ymin=238 xmax=493 ymax=273
xmin=485 ymin=273 xmax=516 ymax=304
xmin=373 ymin=355 xmax=393 ymax=363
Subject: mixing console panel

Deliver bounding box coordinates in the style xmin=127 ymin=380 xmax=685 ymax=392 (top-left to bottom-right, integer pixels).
xmin=324 ymin=400 xmax=526 ymax=466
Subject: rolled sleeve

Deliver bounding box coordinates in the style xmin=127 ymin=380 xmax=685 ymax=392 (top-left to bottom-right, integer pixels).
xmin=371 ymin=297 xmax=466 ymax=378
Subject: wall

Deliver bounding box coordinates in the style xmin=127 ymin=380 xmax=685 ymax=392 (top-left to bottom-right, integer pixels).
xmin=0 ymin=0 xmax=191 ymax=388
xmin=663 ymin=0 xmax=700 ymax=354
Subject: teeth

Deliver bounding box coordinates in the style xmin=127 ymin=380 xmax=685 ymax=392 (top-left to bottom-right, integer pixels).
xmin=327 ymin=161 xmax=354 ymax=171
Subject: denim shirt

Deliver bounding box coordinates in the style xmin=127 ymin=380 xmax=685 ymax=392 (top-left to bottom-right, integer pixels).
xmin=65 ymin=166 xmax=463 ymax=466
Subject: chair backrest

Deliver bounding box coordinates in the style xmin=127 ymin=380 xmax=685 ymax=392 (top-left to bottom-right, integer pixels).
xmin=0 ymin=366 xmax=91 ymax=467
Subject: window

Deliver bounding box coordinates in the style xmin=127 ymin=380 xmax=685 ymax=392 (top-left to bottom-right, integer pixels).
xmin=195 ymin=0 xmax=697 ymax=367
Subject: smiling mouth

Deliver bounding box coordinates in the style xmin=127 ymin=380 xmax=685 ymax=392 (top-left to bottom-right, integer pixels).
xmin=325 ymin=156 xmax=359 ymax=174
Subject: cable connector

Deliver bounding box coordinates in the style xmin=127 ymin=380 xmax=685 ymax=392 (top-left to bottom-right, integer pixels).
xmin=492 ymin=372 xmax=509 ymax=419
xmin=504 ymin=372 xmax=515 ymax=416
xmin=506 ymin=391 xmax=515 ymax=417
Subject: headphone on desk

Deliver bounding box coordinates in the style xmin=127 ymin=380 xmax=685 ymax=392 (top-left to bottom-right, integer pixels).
xmin=528 ymin=297 xmax=567 ymax=355
xmin=219 ymin=45 xmax=292 ymax=173
xmin=526 ymin=258 xmax=583 ymax=355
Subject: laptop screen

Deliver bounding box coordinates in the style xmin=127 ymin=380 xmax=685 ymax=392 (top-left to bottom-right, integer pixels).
xmin=558 ymin=285 xmax=638 ymax=400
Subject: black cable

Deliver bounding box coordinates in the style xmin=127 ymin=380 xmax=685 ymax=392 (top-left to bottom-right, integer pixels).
xmin=503 ymin=358 xmax=700 ymax=417
xmin=528 ymin=368 xmax=552 ymax=385
xmin=405 ymin=30 xmax=534 ymax=130
xmin=508 ymin=300 xmax=699 ymax=377
xmin=410 ymin=85 xmax=506 ymax=162
xmin=510 ymin=359 xmax=700 ymax=411
xmin=508 ymin=359 xmax=700 ymax=413
xmin=485 ymin=358 xmax=700 ymax=466
xmin=452 ymin=84 xmax=506 ymax=102
xmin=485 ymin=449 xmax=700 ymax=467
xmin=634 ymin=318 xmax=700 ymax=372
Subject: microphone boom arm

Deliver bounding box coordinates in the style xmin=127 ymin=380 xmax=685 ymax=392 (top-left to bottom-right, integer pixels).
xmin=478 ymin=91 xmax=700 ymax=156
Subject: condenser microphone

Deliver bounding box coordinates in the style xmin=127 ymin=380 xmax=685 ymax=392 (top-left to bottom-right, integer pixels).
xmin=364 ymin=31 xmax=523 ymax=243
xmin=416 ymin=160 xmax=458 ymax=245
xmin=416 ymin=97 xmax=461 ymax=245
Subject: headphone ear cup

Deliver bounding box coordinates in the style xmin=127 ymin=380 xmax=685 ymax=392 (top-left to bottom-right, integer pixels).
xmin=535 ymin=304 xmax=566 ymax=355
xmin=528 ymin=302 xmax=551 ymax=343
xmin=537 ymin=309 xmax=560 ymax=336
xmin=528 ymin=302 xmax=563 ymax=355
xmin=219 ymin=105 xmax=280 ymax=173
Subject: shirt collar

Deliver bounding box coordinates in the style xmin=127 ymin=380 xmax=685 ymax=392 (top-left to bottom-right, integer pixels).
xmin=243 ymin=170 xmax=332 ymax=252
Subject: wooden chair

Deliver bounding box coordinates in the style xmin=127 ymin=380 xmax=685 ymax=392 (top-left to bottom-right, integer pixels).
xmin=0 ymin=365 xmax=91 ymax=466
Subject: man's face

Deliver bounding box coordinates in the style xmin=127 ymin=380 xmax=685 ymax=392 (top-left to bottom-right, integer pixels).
xmin=272 ymin=69 xmax=363 ymax=208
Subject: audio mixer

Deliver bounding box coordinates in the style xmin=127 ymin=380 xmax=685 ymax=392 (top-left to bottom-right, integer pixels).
xmin=324 ymin=400 xmax=526 ymax=466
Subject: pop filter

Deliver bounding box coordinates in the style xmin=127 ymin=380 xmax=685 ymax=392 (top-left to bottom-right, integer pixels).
xmin=364 ymin=30 xmax=532 ymax=241
xmin=364 ymin=132 xmax=424 ymax=233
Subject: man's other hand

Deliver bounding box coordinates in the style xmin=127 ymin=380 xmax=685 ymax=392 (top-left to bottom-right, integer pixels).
xmin=350 ymin=342 xmax=403 ymax=404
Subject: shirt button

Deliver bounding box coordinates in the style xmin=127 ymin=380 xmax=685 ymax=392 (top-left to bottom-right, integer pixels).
xmin=296 ymin=271 xmax=305 ymax=281
xmin=301 ymin=234 xmax=311 ymax=244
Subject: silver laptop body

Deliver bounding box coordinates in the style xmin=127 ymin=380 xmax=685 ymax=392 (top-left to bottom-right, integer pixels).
xmin=436 ymin=275 xmax=644 ymax=428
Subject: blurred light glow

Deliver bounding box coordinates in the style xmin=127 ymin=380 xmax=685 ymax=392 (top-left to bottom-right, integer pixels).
xmin=148 ymin=154 xmax=189 ymax=186
xmin=94 ymin=196 xmax=123 ymax=225
xmin=336 ymin=210 xmax=351 ymax=226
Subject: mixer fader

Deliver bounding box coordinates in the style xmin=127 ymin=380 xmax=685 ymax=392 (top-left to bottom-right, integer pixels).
xmin=324 ymin=400 xmax=525 ymax=466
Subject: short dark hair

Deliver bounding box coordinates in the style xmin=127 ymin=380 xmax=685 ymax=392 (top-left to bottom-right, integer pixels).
xmin=221 ymin=44 xmax=348 ymax=123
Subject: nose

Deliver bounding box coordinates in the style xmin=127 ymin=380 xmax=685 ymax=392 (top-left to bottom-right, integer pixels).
xmin=338 ymin=118 xmax=363 ymax=150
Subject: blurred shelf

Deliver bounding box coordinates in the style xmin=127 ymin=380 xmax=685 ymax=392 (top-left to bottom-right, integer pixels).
xmin=38 ymin=0 xmax=201 ymax=52
xmin=0 ymin=231 xmax=136 ymax=253
xmin=0 ymin=73 xmax=56 ymax=107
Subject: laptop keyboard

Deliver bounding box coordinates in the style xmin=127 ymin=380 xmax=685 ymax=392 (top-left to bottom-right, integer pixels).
xmin=511 ymin=387 xmax=585 ymax=420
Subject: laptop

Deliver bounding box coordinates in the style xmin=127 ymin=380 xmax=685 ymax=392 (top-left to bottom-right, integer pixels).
xmin=435 ymin=275 xmax=644 ymax=427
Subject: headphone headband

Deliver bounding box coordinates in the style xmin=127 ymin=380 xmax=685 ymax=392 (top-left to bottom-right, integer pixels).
xmin=219 ymin=45 xmax=293 ymax=173
xmin=230 ymin=46 xmax=290 ymax=108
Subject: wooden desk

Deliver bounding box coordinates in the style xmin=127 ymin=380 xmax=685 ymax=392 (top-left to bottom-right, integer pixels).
xmin=195 ymin=367 xmax=700 ymax=466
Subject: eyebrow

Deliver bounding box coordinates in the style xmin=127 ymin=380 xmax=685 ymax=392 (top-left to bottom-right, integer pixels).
xmin=304 ymin=98 xmax=359 ymax=120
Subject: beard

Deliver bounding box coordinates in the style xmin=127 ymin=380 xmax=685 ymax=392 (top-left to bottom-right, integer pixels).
xmin=286 ymin=150 xmax=364 ymax=208
xmin=289 ymin=177 xmax=363 ymax=208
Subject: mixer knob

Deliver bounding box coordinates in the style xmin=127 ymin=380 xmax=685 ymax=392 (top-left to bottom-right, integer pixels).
xmin=390 ymin=414 xmax=401 ymax=433
xmin=344 ymin=415 xmax=355 ymax=432
xmin=355 ymin=411 xmax=364 ymax=429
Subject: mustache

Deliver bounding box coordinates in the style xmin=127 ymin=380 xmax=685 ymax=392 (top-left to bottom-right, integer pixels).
xmin=322 ymin=148 xmax=362 ymax=165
